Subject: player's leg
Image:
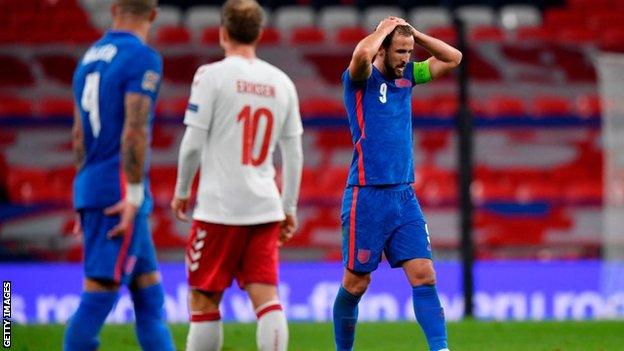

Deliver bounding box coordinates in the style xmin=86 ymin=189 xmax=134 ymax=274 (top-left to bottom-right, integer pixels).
xmin=187 ymin=289 xmax=224 ymax=351
xmin=185 ymin=221 xmax=246 ymax=351
xmin=238 ymin=222 xmax=287 ymax=351
xmin=64 ymin=210 xmax=121 ymax=351
xmin=333 ymin=186 xmax=385 ymax=351
xmin=403 ymin=259 xmax=448 ymax=351
xmin=128 ymin=213 xmax=175 ymax=351
xmin=246 ymin=283 xmax=288 ymax=351
xmin=387 ymin=189 xmax=449 ymax=351
xmin=333 ymin=268 xmax=370 ymax=351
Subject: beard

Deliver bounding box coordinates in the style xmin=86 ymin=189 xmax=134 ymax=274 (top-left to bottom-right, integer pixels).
xmin=384 ymin=57 xmax=406 ymax=80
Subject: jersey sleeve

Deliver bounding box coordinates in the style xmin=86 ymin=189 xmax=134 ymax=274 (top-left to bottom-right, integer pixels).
xmin=411 ymin=60 xmax=432 ymax=85
xmin=183 ymin=66 xmax=216 ymax=131
xmin=342 ymin=68 xmax=367 ymax=89
xmin=280 ymin=78 xmax=303 ymax=138
xmin=124 ymin=48 xmax=162 ymax=100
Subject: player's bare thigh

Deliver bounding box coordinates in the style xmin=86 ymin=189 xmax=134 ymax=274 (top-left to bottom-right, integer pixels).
xmin=341 ymin=268 xmax=372 ymax=296
xmin=402 ymin=258 xmax=436 ymax=286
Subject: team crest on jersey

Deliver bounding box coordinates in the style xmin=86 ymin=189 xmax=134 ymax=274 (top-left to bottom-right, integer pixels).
xmin=395 ymin=78 xmax=412 ymax=88
xmin=357 ymin=249 xmax=371 ymax=264
xmin=142 ymin=70 xmax=160 ymax=92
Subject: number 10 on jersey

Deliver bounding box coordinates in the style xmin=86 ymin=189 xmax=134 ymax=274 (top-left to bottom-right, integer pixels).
xmin=237 ymin=105 xmax=273 ymax=166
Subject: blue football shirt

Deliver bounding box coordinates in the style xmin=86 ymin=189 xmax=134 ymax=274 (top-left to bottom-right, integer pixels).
xmin=342 ymin=61 xmax=431 ymax=186
xmin=72 ymin=30 xmax=162 ymax=214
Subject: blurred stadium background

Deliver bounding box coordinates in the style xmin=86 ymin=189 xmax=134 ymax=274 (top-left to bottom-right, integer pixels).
xmin=1 ymin=0 xmax=624 ymax=348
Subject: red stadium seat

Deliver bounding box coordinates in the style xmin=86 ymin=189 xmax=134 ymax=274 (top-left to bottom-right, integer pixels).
xmin=7 ymin=168 xmax=53 ymax=204
xmin=37 ymin=97 xmax=74 ymax=117
xmin=532 ymin=96 xmax=572 ymax=116
xmin=35 ymin=54 xmax=78 ymax=86
xmin=335 ymin=26 xmax=368 ymax=45
xmin=568 ymin=0 xmax=612 ymax=11
xmin=575 ymin=94 xmax=601 ymax=118
xmin=429 ymin=94 xmax=458 ymax=116
xmin=470 ymin=26 xmax=505 ymax=43
xmin=0 ymin=56 xmax=35 ymax=88
xmin=556 ymin=27 xmax=596 ymax=45
xmin=543 ymin=9 xmax=585 ymax=30
xmin=291 ymin=26 xmax=326 ymax=45
xmin=299 ymin=97 xmax=344 ymax=117
xmin=156 ymin=26 xmax=191 ymax=45
xmin=162 ymin=55 xmax=200 ymax=84
xmin=156 ymin=97 xmax=188 ymax=119
xmin=411 ymin=98 xmax=434 ymax=116
xmin=259 ymin=27 xmax=281 ymax=45
xmin=200 ymin=26 xmax=220 ymax=44
xmin=426 ymin=26 xmax=456 ymax=44
xmin=599 ymin=29 xmax=624 ymax=53
xmin=515 ymin=26 xmax=553 ymax=42
xmin=587 ymin=13 xmax=624 ymax=32
xmin=0 ymin=97 xmax=32 ymax=116
xmin=482 ymin=95 xmax=526 ymax=117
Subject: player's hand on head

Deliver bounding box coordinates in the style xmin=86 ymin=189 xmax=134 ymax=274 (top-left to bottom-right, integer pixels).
xmin=278 ymin=214 xmax=298 ymax=247
xmin=104 ymin=200 xmax=138 ymax=238
xmin=170 ymin=197 xmax=190 ymax=222
xmin=376 ymin=16 xmax=405 ymax=33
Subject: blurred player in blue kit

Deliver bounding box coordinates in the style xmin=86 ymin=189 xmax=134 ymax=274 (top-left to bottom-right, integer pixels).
xmin=332 ymin=16 xmax=462 ymax=351
xmin=63 ymin=0 xmax=175 ymax=350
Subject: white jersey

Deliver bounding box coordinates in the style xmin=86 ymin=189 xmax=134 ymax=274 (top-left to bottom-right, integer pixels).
xmin=184 ymin=56 xmax=303 ymax=225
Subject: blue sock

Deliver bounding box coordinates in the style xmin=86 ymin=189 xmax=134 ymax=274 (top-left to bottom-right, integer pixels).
xmin=412 ymin=285 xmax=448 ymax=351
xmin=332 ymin=286 xmax=361 ymax=351
xmin=131 ymin=283 xmax=175 ymax=351
xmin=63 ymin=291 xmax=119 ymax=351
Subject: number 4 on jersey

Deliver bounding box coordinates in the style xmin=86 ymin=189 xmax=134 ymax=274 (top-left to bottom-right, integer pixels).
xmin=81 ymin=72 xmax=101 ymax=138
xmin=237 ymin=105 xmax=273 ymax=166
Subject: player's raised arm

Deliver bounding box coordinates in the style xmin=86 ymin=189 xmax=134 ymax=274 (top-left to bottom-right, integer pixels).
xmin=349 ymin=17 xmax=405 ymax=81
xmin=71 ymin=104 xmax=85 ymax=170
xmin=409 ymin=26 xmax=462 ymax=80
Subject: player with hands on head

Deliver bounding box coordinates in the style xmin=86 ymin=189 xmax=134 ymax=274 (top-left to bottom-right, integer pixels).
xmin=332 ymin=16 xmax=462 ymax=351
xmin=170 ymin=0 xmax=303 ymax=350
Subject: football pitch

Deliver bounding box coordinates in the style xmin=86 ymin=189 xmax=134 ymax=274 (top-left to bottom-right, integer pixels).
xmin=11 ymin=320 xmax=624 ymax=350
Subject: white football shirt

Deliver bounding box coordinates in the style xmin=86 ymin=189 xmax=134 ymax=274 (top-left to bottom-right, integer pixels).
xmin=184 ymin=55 xmax=303 ymax=225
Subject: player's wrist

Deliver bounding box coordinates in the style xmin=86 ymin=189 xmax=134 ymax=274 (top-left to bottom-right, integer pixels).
xmin=125 ymin=182 xmax=144 ymax=207
xmin=174 ymin=184 xmax=190 ymax=200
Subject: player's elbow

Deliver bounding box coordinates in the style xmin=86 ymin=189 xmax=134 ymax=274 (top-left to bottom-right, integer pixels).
xmin=450 ymin=49 xmax=462 ymax=68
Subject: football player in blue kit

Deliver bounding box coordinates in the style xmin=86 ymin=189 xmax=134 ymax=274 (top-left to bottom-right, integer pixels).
xmin=63 ymin=1 xmax=175 ymax=350
xmin=332 ymin=17 xmax=462 ymax=351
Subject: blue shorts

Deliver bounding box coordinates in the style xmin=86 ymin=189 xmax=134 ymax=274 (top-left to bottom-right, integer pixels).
xmin=341 ymin=184 xmax=431 ymax=273
xmin=80 ymin=209 xmax=159 ymax=285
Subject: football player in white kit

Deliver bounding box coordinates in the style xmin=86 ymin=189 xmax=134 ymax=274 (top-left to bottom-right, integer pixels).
xmin=170 ymin=0 xmax=303 ymax=350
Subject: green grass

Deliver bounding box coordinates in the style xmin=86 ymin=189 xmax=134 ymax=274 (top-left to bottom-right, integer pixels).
xmin=11 ymin=320 xmax=624 ymax=350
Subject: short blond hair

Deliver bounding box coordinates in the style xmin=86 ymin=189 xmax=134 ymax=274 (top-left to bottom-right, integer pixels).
xmin=114 ymin=0 xmax=157 ymax=17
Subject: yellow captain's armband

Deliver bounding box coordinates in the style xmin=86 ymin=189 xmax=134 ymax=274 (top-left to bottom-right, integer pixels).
xmin=413 ymin=60 xmax=432 ymax=84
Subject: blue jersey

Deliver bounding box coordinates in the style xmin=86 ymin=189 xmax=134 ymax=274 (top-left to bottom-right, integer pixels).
xmin=343 ymin=61 xmax=431 ymax=186
xmin=72 ymin=30 xmax=162 ymax=214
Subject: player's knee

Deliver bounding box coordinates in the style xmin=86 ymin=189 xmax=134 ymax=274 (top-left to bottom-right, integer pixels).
xmin=409 ymin=268 xmax=436 ymax=286
xmin=131 ymin=271 xmax=161 ymax=290
xmin=189 ymin=289 xmax=222 ymax=312
xmin=84 ymin=278 xmax=119 ymax=292
xmin=343 ymin=273 xmax=371 ymax=296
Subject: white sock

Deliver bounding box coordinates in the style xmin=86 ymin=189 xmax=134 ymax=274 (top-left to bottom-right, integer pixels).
xmin=186 ymin=311 xmax=223 ymax=351
xmin=255 ymin=301 xmax=288 ymax=351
